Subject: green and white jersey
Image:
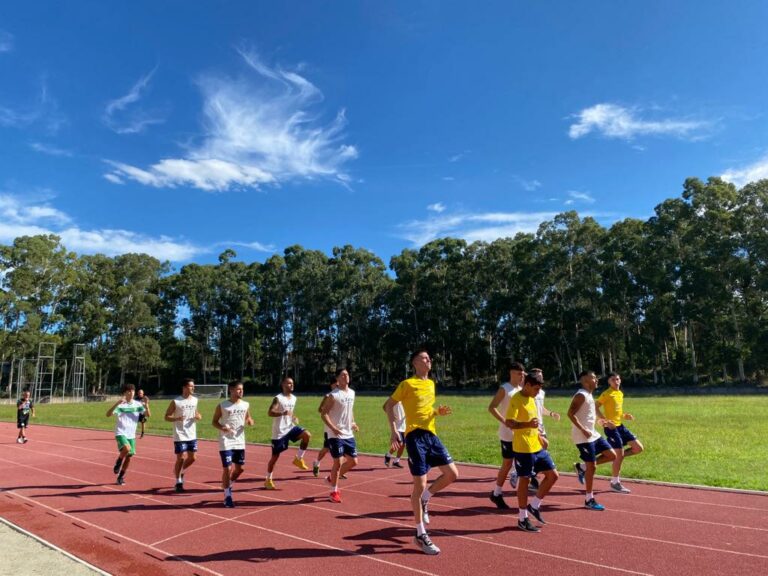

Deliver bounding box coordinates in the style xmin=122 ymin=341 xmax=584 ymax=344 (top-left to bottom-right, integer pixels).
xmin=113 ymin=400 xmax=146 ymax=439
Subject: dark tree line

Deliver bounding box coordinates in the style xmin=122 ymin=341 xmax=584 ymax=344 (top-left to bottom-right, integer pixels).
xmin=1 ymin=177 xmax=766 ymax=393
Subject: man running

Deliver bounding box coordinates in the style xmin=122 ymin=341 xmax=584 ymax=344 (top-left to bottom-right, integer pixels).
xmin=319 ymin=368 xmax=359 ymax=503
xmin=312 ymin=374 xmax=338 ymax=477
xmin=16 ymin=389 xmax=35 ymax=444
xmin=164 ymin=378 xmax=202 ymax=492
xmin=212 ymin=381 xmax=254 ymax=508
xmin=568 ymin=370 xmax=616 ymax=511
xmin=265 ymin=376 xmax=312 ymax=489
xmin=487 ymin=362 xmax=525 ymax=509
xmin=596 ymin=372 xmax=644 ymax=493
xmin=530 ymin=367 xmax=561 ymax=491
xmin=107 ymin=384 xmax=149 ymax=485
xmin=505 ymin=373 xmax=559 ymax=532
xmin=136 ymin=388 xmax=149 ymax=438
xmin=384 ymin=349 xmax=458 ymax=556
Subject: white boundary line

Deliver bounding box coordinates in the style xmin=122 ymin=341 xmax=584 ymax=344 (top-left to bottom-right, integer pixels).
xmin=0 ymin=515 xmax=112 ymax=576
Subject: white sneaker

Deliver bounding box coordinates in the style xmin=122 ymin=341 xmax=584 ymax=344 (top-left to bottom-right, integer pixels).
xmin=16 ymin=438 xmax=23 ymax=444
xmin=414 ymin=532 xmax=440 ymax=555
xmin=611 ymin=481 xmax=631 ymax=493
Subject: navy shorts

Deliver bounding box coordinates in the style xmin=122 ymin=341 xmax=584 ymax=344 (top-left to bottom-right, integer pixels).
xmin=328 ymin=437 xmax=357 ymax=459
xmin=500 ymin=440 xmax=514 ymax=460
xmin=174 ymin=440 xmax=198 ymax=454
xmin=219 ymin=449 xmax=246 ymax=467
xmin=576 ymin=437 xmax=613 ymax=462
xmin=513 ymin=449 xmax=556 ymax=477
xmin=17 ymin=417 xmax=29 ymax=429
xmin=604 ymin=424 xmax=637 ymax=449
xmin=405 ymin=429 xmax=453 ymax=477
xmin=271 ymin=426 xmax=306 ymax=455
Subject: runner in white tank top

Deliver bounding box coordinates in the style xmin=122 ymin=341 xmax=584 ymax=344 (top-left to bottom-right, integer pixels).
xmin=487 ymin=362 xmax=525 ymax=509
xmin=212 ymin=381 xmax=254 ymax=508
xmin=265 ymin=377 xmax=312 ymax=489
xmin=319 ymin=368 xmax=359 ymax=503
xmin=164 ymin=378 xmax=202 ymax=492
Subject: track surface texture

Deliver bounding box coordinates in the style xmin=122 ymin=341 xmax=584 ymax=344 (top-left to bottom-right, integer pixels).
xmin=1 ymin=423 xmax=767 ymax=576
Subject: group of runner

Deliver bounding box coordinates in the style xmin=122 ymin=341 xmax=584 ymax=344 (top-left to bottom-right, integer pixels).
xmin=14 ymin=348 xmax=642 ymax=556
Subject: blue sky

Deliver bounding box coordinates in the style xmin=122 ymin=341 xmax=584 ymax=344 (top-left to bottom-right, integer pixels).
xmin=1 ymin=1 xmax=767 ymax=265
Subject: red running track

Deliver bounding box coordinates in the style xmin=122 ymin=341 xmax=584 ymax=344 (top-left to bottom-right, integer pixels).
xmin=1 ymin=423 xmax=767 ymax=576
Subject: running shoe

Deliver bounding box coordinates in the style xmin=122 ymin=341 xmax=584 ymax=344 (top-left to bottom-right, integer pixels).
xmin=392 ymin=461 xmax=403 ymax=469
xmin=312 ymin=462 xmax=319 ymax=477
xmin=574 ymin=462 xmax=585 ymax=485
xmin=413 ymin=532 xmax=440 ymax=555
xmin=489 ymin=492 xmax=510 ymax=510
xmin=330 ymin=491 xmax=342 ymax=503
xmin=527 ymin=504 xmax=546 ymax=524
xmin=610 ymin=481 xmax=631 ymax=493
xmin=340 ymin=473 xmax=348 ymax=480
xmin=293 ymin=456 xmax=309 ymax=471
xmin=16 ymin=438 xmax=23 ymax=444
xmin=174 ymin=482 xmax=184 ymax=493
xmin=517 ymin=517 xmax=540 ymax=532
xmin=509 ymin=471 xmax=519 ymax=489
xmin=529 ymin=476 xmax=540 ymax=491
xmin=224 ymin=495 xmax=235 ymax=508
xmin=384 ymin=453 xmax=392 ymax=467
xmin=585 ymin=498 xmax=605 ymax=511
xmin=113 ymin=458 xmax=123 ymax=474
xmin=116 ymin=475 xmax=126 ymax=486
xmin=264 ymin=478 xmax=276 ymax=490
xmin=420 ymin=497 xmax=430 ymax=524
xmin=22 ymin=438 xmax=28 ymax=444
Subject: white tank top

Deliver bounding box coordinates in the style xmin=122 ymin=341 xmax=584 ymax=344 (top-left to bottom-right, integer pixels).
xmin=497 ymin=382 xmax=519 ymax=442
xmin=393 ymin=401 xmax=406 ymax=433
xmin=218 ymin=399 xmax=249 ymax=450
xmin=570 ymin=389 xmax=602 ymax=444
xmin=534 ymin=389 xmax=546 ymax=434
xmin=325 ymin=387 xmax=355 ymax=440
xmin=172 ymin=395 xmax=199 ymax=442
xmin=271 ymin=393 xmax=297 ymax=439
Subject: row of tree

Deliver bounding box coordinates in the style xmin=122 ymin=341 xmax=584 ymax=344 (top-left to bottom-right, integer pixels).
xmin=1 ymin=177 xmax=766 ymax=393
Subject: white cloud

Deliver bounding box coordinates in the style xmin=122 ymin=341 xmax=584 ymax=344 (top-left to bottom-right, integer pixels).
xmin=29 ymin=142 xmax=73 ymax=157
xmin=0 ymin=30 xmax=13 ymax=53
xmin=449 ymin=151 xmax=470 ymax=163
xmin=721 ymin=154 xmax=768 ymax=187
xmin=397 ymin=210 xmax=559 ymax=246
xmin=568 ymin=103 xmax=707 ymax=141
xmin=105 ymin=50 xmax=357 ymax=192
xmin=222 ymin=241 xmax=275 ymax=253
xmin=0 ymin=79 xmax=66 ymax=132
xmin=515 ymin=176 xmax=542 ymax=191
xmin=427 ymin=202 xmax=446 ymax=213
xmin=441 ymin=176 xmax=455 ymax=181
xmin=0 ymin=194 xmax=271 ymax=262
xmin=566 ymin=191 xmax=595 ymax=205
xmin=103 ymin=68 xmax=166 ymax=134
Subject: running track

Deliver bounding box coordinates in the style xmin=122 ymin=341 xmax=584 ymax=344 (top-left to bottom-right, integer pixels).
xmin=1 ymin=423 xmax=766 ymax=576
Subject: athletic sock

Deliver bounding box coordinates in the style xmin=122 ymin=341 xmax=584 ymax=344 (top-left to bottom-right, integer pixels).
xmin=333 ymin=483 xmax=339 ymax=492
xmin=225 ymin=487 xmax=232 ymax=498
xmin=421 ymin=489 xmax=433 ymax=503
xmin=518 ymin=508 xmax=528 ymax=521
xmin=532 ymin=496 xmax=542 ymax=509
xmin=416 ymin=522 xmax=426 ymax=536
xmin=266 ymin=472 xmax=273 ymax=480
xmin=177 ymin=476 xmax=183 ymax=483
xmin=393 ymin=457 xmax=400 ymax=463
xmin=312 ymin=460 xmax=319 ymax=466
xmin=297 ymin=449 xmax=306 ymax=459
xmin=586 ymin=491 xmax=594 ymax=501
xmin=612 ymin=476 xmax=620 ymax=483
xmin=493 ymin=485 xmax=503 ymax=496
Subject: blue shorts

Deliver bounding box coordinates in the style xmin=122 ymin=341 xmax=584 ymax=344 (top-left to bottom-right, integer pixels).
xmin=271 ymin=426 xmax=306 ymax=455
xmin=219 ymin=449 xmax=246 ymax=467
xmin=576 ymin=437 xmax=613 ymax=462
xmin=328 ymin=437 xmax=357 ymax=459
xmin=500 ymin=440 xmax=514 ymax=460
xmin=17 ymin=417 xmax=29 ymax=429
xmin=513 ymin=449 xmax=556 ymax=477
xmin=604 ymin=424 xmax=637 ymax=449
xmin=405 ymin=429 xmax=453 ymax=477
xmin=174 ymin=440 xmax=198 ymax=454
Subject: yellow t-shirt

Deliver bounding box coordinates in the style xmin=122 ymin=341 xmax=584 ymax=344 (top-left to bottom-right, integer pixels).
xmin=391 ymin=377 xmax=436 ymax=436
xmin=505 ymin=393 xmax=542 ymax=454
xmin=597 ymin=388 xmax=624 ymax=426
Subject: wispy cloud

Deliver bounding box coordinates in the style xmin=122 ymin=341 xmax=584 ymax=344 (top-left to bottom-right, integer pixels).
xmin=105 ymin=49 xmax=357 ymax=192
xmin=568 ymin=103 xmax=707 ymax=141
xmin=0 ymin=78 xmax=66 ymax=133
xmin=219 ymin=240 xmax=275 ymax=253
xmin=514 ymin=176 xmax=542 ymax=191
xmin=427 ymin=202 xmax=446 ymax=213
xmin=103 ymin=68 xmax=166 ymax=134
xmin=29 ymin=141 xmax=74 ymax=157
xmin=564 ymin=190 xmax=595 ymax=205
xmin=0 ymin=30 xmax=13 ymax=53
xmin=449 ymin=150 xmax=471 ymax=163
xmin=397 ymin=210 xmax=560 ymax=246
xmin=0 ymin=193 xmax=271 ymax=262
xmin=721 ymin=153 xmax=768 ymax=187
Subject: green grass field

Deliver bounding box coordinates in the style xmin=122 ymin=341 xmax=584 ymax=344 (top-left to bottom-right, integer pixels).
xmin=2 ymin=394 xmax=766 ymax=491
